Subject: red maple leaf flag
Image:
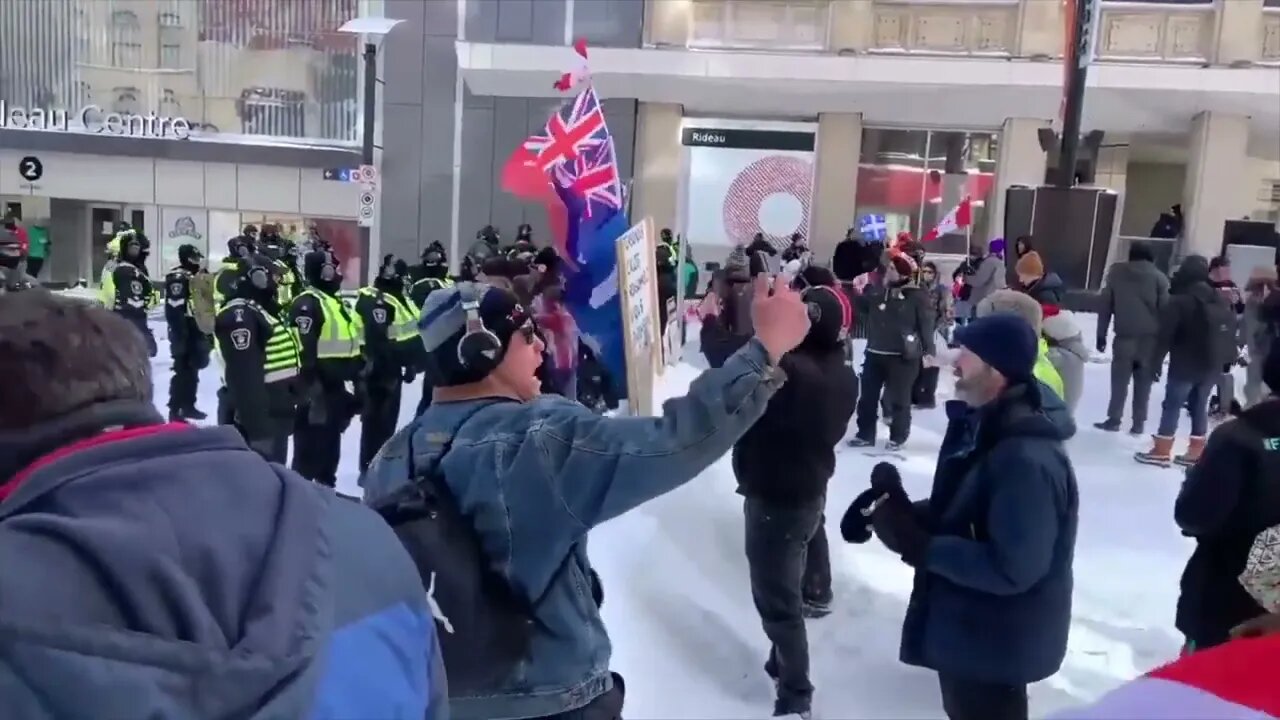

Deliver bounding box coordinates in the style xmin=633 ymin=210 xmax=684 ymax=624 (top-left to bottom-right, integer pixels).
xmin=552 ymin=39 xmax=590 ymax=91
xmin=921 ymin=196 xmax=973 ymax=243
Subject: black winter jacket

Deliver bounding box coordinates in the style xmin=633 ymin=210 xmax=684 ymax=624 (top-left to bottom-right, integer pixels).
xmin=1175 ymin=399 xmax=1280 ymax=648
xmin=1152 ymin=271 xmax=1230 ymax=382
xmin=733 ymin=342 xmax=858 ymax=505
xmin=858 ymin=282 xmax=936 ymax=358
xmin=1022 ymin=272 xmax=1066 ymax=306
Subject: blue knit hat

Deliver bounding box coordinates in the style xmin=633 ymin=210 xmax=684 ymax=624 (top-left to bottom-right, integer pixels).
xmin=954 ymin=312 xmax=1039 ymax=382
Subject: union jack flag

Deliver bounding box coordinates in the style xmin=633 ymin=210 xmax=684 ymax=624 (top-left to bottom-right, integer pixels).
xmin=523 ymin=86 xmax=622 ymax=215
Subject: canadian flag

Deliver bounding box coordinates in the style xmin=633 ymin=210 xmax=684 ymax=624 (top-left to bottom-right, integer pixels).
xmin=921 ymin=196 xmax=973 ymax=243
xmin=552 ymin=39 xmax=590 ymax=91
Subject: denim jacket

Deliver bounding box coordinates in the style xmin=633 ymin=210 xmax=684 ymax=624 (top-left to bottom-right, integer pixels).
xmin=363 ymin=338 xmax=784 ymax=720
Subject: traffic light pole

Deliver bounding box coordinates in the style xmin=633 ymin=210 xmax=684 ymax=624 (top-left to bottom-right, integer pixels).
xmin=1055 ymin=0 xmax=1094 ymax=188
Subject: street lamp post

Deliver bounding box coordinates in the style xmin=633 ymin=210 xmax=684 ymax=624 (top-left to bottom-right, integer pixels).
xmin=1055 ymin=0 xmax=1099 ymax=188
xmin=338 ymin=16 xmax=404 ymax=282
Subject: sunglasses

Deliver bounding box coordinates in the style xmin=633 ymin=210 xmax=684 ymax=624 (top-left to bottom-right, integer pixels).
xmin=517 ymin=319 xmax=538 ymax=344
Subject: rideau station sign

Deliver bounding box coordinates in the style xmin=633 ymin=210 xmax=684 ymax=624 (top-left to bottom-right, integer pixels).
xmin=0 ymin=102 xmax=193 ymax=140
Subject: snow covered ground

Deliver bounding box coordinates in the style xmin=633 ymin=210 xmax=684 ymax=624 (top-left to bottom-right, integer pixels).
xmin=149 ymin=312 xmax=1204 ymax=719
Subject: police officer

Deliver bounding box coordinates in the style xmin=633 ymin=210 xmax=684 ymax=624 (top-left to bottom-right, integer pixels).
xmin=409 ymin=243 xmax=454 ymax=307
xmin=291 ymin=249 xmax=362 ymax=487
xmin=164 ymin=244 xmax=214 ymax=421
xmin=354 ymin=255 xmax=420 ymax=471
xmin=105 ymin=229 xmax=158 ymax=356
xmin=460 ymin=225 xmax=501 ymax=281
xmin=98 ymin=224 xmax=131 ymax=306
xmin=410 ymin=244 xmax=457 ymax=417
xmin=213 ymin=234 xmax=257 ymax=310
xmin=214 ymin=256 xmax=301 ymax=462
xmin=258 ymin=224 xmax=301 ymax=307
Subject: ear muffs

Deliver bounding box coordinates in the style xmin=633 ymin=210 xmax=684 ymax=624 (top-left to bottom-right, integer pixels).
xmin=456 ymin=284 xmax=503 ymax=373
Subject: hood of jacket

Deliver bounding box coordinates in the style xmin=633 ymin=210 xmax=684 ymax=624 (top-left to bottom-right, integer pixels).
xmin=0 ymin=416 xmax=360 ymax=719
xmin=946 ymin=379 xmax=1077 ymax=444
xmin=1238 ymin=397 xmax=1280 ymax=438
xmin=1172 ymin=255 xmax=1211 ymax=293
xmin=1108 ymin=259 xmax=1164 ymax=287
xmin=1042 ymin=311 xmax=1089 ymax=360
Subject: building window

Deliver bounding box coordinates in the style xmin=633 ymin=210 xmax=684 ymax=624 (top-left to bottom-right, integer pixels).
xmin=76 ymin=81 xmax=93 ymax=106
xmin=160 ymin=89 xmax=182 ymax=116
xmin=855 ymin=128 xmax=999 ymax=255
xmin=111 ymin=10 xmax=142 ymax=67
xmin=237 ymin=87 xmax=307 ymax=138
xmin=159 ymin=11 xmax=183 ymax=27
xmin=689 ymin=0 xmax=829 ymax=50
xmin=160 ymin=40 xmax=182 ymax=68
xmin=111 ymin=87 xmax=143 ymax=114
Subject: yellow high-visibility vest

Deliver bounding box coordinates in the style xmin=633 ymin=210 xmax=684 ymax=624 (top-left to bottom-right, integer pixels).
xmin=298 ymin=288 xmax=362 ymax=359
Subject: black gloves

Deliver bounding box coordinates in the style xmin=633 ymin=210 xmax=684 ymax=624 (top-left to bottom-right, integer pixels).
xmin=867 ymin=462 xmax=931 ymax=567
xmin=1096 ymin=337 xmax=1106 ymax=354
xmin=872 ymin=499 xmax=931 ymax=568
xmin=403 ymin=368 xmax=417 ymax=383
xmin=840 ymin=487 xmax=885 ymax=544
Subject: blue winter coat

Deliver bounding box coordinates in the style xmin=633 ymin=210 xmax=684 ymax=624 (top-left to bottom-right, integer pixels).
xmin=0 ymin=405 xmax=446 ymax=720
xmin=363 ymin=338 xmax=784 ymax=720
xmin=901 ymin=381 xmax=1079 ymax=685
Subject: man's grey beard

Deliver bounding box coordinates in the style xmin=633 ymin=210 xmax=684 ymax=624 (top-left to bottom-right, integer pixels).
xmin=955 ymin=369 xmax=1001 ymax=407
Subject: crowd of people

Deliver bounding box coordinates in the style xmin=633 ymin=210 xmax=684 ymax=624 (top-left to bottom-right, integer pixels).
xmin=0 ymin=220 xmax=1278 ymax=720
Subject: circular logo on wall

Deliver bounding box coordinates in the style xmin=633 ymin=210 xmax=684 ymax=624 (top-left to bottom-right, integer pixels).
xmin=722 ymin=155 xmax=813 ymax=249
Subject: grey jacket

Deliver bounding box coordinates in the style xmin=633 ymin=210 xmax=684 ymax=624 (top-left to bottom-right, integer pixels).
xmin=363 ymin=339 xmax=784 ymax=720
xmin=1098 ymin=260 xmax=1169 ymax=341
xmin=968 ymin=254 xmax=1007 ymax=308
xmin=1042 ymin=311 xmax=1088 ymax=415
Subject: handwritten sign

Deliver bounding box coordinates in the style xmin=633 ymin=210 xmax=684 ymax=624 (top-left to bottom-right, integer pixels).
xmin=614 ymin=217 xmax=661 ymax=416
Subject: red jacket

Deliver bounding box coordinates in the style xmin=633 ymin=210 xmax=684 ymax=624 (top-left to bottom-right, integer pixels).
xmin=2 ymin=225 xmax=29 ymax=255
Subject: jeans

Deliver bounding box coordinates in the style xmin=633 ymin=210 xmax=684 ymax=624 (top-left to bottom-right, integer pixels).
xmin=938 ymin=674 xmax=1028 ymax=720
xmin=1157 ymin=378 xmax=1215 ymax=437
xmin=745 ymin=496 xmax=825 ymax=712
xmin=533 ymin=673 xmax=625 ymax=720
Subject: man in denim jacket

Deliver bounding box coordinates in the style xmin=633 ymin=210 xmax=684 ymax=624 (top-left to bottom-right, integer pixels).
xmin=363 ymin=276 xmax=810 ymax=720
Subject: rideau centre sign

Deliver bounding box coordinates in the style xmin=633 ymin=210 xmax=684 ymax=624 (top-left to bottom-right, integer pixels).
xmin=0 ymin=102 xmax=193 ymax=140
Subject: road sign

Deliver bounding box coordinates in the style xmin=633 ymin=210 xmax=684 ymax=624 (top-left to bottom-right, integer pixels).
xmin=18 ymin=156 xmax=43 ymax=182
xmin=358 ymin=165 xmax=378 ymax=184
xmin=358 ymin=190 xmax=375 ymax=228
xmin=322 ymin=167 xmax=360 ymax=182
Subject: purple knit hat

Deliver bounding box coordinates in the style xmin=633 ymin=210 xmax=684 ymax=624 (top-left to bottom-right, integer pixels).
xmin=988 ymin=237 xmax=1006 ymax=259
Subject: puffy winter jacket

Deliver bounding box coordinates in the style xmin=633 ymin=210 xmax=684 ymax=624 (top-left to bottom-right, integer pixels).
xmin=902 ymin=381 xmax=1078 ymax=685
xmin=1098 ymin=259 xmax=1169 ymax=343
xmin=1153 ymin=259 xmax=1231 ymax=382
xmin=857 ymin=282 xmax=936 ymax=358
xmin=1175 ymin=399 xmax=1280 ymax=648
xmin=1042 ymin=310 xmax=1088 ymax=414
xmin=0 ymin=401 xmax=445 ymax=720
xmin=966 ymin=253 xmax=1007 ymax=307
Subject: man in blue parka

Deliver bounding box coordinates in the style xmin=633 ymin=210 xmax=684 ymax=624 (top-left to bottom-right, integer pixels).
xmin=842 ymin=312 xmax=1079 ymax=720
xmin=0 ymin=290 xmax=447 ymax=720
xmin=363 ymin=277 xmax=811 ymax=719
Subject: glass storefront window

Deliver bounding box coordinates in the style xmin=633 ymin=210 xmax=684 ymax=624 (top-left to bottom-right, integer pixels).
xmin=239 ymin=213 xmax=364 ymax=289
xmin=855 ymin=128 xmax=998 ymax=255
xmin=1 ymin=0 xmax=360 ymax=145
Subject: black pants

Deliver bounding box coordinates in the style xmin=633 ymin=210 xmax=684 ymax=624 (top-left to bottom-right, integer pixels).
xmin=856 ymin=352 xmax=919 ymax=444
xmin=534 ymin=673 xmax=625 ymax=720
xmin=938 ymin=674 xmax=1028 ymax=720
xmin=25 ymin=257 xmax=43 ymax=278
xmin=1106 ymin=335 xmax=1157 ymax=426
xmin=359 ymin=380 xmax=402 ymax=472
xmin=913 ymin=364 xmax=940 ymax=406
xmin=744 ymin=496 xmax=824 ymax=712
xmin=247 ymin=432 xmax=291 ymax=464
xmin=803 ymin=516 xmax=832 ymax=605
xmin=293 ymin=390 xmax=349 ymax=488
xmin=169 ymin=335 xmax=210 ymax=413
